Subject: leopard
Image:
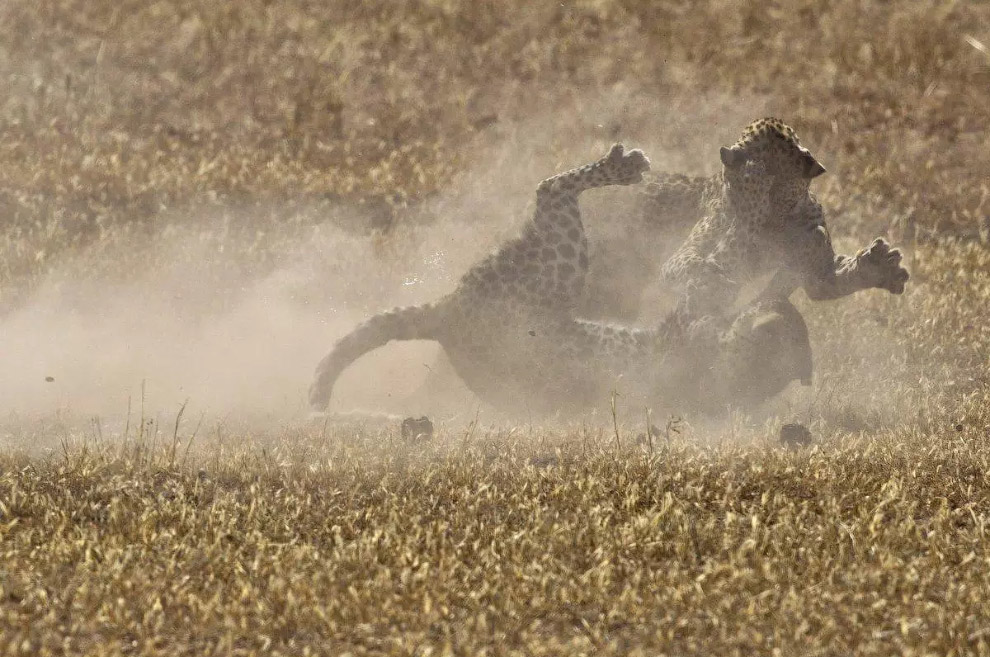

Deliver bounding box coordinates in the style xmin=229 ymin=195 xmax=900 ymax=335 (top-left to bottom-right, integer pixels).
xmin=308 ymin=119 xmax=911 ymax=417
xmin=647 ymin=117 xmax=910 ymax=400
xmin=659 ymin=117 xmax=908 ymax=320
xmin=308 ymin=143 xmax=659 ymax=415
xmin=582 ymin=118 xmax=908 ymax=326
xmin=553 ymin=117 xmax=909 ymax=408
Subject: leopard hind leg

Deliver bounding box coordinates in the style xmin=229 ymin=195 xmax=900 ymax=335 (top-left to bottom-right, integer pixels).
xmin=516 ymin=144 xmax=651 ymax=309
xmin=713 ymin=297 xmax=813 ymax=409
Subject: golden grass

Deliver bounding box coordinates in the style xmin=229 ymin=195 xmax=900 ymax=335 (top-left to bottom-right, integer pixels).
xmin=3 ymin=426 xmax=990 ymax=656
xmin=2 ymin=0 xmax=990 ymax=654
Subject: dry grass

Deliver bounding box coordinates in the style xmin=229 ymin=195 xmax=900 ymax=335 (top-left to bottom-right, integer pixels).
xmin=2 ymin=1 xmax=990 ymax=654
xmin=3 ymin=426 xmax=990 ymax=656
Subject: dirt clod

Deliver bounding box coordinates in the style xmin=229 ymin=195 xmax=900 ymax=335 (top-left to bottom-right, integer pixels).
xmin=401 ymin=416 xmax=434 ymax=441
xmin=780 ymin=423 xmax=813 ymax=449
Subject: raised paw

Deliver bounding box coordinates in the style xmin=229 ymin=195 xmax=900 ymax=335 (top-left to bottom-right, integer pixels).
xmin=603 ymin=143 xmax=651 ymax=185
xmin=856 ymin=237 xmax=910 ymax=294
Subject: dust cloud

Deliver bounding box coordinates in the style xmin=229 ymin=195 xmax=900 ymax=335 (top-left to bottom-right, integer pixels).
xmin=1 ymin=210 xmax=472 ymax=425
xmin=0 ymin=90 xmax=774 ymax=435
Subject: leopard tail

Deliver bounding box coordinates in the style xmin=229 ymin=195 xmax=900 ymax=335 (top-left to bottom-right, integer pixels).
xmin=308 ymin=302 xmax=445 ymax=410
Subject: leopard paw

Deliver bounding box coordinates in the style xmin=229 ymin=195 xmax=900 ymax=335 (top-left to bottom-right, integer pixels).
xmin=603 ymin=143 xmax=651 ymax=185
xmin=857 ymin=238 xmax=910 ymax=294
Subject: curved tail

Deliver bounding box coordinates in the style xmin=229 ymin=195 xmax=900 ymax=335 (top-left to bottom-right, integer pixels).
xmin=308 ymin=303 xmax=444 ymax=410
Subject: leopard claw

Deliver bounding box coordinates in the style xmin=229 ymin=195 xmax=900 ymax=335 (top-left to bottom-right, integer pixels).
xmin=885 ymin=264 xmax=910 ymax=294
xmin=868 ymin=237 xmax=890 ymax=256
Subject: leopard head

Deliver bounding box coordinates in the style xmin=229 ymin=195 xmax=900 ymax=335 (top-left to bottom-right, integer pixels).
xmin=720 ymin=117 xmax=826 ymax=213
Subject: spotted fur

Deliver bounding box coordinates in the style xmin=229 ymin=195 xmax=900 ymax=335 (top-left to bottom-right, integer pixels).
xmin=309 ymin=119 xmax=911 ymax=416
xmin=660 ymin=117 xmax=909 ymax=321
xmin=653 ymin=117 xmax=909 ymax=393
xmin=309 ymin=144 xmax=656 ymax=414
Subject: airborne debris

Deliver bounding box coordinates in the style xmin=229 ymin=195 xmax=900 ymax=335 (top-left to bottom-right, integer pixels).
xmin=780 ymin=423 xmax=813 ymax=449
xmin=401 ymin=416 xmax=434 ymax=441
xmin=44 ymin=376 xmax=55 ymax=383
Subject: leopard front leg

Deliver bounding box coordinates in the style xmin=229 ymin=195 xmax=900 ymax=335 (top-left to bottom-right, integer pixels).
xmin=778 ymin=198 xmax=909 ymax=300
xmin=835 ymin=237 xmax=910 ymax=295
xmin=800 ymin=229 xmax=910 ymax=300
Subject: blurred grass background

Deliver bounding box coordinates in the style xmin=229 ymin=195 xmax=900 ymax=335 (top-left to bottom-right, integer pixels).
xmin=1 ymin=1 xmax=987 ymax=287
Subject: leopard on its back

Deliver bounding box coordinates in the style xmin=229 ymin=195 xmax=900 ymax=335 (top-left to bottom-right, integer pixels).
xmin=308 ymin=144 xmax=652 ymax=414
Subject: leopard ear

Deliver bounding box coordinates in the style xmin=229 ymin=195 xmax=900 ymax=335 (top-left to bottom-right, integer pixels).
xmin=803 ymin=155 xmax=827 ymax=178
xmin=720 ymin=145 xmax=747 ymax=168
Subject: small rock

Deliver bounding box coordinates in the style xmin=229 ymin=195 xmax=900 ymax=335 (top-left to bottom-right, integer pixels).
xmin=780 ymin=423 xmax=813 ymax=449
xmin=45 ymin=376 xmax=55 ymax=383
xmin=401 ymin=416 xmax=434 ymax=441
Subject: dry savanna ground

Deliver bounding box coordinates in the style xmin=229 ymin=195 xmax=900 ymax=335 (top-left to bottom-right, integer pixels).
xmin=2 ymin=1 xmax=990 ymax=655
